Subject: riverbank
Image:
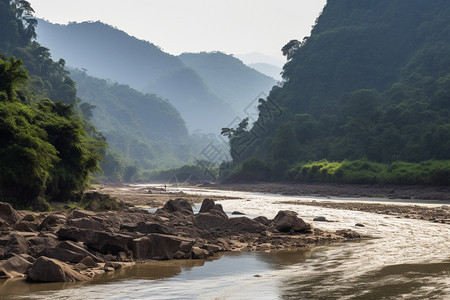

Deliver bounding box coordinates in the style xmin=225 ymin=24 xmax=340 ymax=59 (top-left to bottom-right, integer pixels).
xmin=201 ymin=182 xmax=450 ymax=225
xmin=206 ymin=182 xmax=450 ymax=201
xmin=0 ymin=195 xmax=359 ymax=284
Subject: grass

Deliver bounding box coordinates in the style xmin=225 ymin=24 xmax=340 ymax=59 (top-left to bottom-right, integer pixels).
xmin=288 ymin=159 xmax=450 ymax=186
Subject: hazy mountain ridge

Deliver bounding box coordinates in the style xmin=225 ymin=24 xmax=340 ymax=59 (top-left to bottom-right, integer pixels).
xmin=36 ymin=19 xmax=276 ymax=133
xmin=179 ymin=52 xmax=277 ymax=111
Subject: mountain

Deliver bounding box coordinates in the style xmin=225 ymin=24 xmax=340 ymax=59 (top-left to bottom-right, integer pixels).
xmin=179 ymin=52 xmax=277 ymax=111
xmin=36 ymin=19 xmax=183 ymax=91
xmin=225 ymin=0 xmax=450 ymax=176
xmin=35 ymin=20 xmax=236 ymax=133
xmin=235 ymin=52 xmax=285 ymax=68
xmin=248 ymin=63 xmax=282 ymax=80
xmin=69 ymin=69 xmax=191 ymax=171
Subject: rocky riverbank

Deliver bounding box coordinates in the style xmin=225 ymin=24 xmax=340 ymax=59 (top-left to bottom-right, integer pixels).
xmin=0 ymin=198 xmax=360 ymax=283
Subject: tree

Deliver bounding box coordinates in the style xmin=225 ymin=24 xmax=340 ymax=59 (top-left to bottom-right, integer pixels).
xmin=0 ymin=56 xmax=28 ymax=101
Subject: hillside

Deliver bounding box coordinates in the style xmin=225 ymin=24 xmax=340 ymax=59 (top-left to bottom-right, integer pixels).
xmin=36 ymin=20 xmax=278 ymax=133
xmin=36 ymin=19 xmax=183 ymax=90
xmin=179 ymin=52 xmax=277 ymax=111
xmin=69 ymin=69 xmax=191 ymax=172
xmin=35 ymin=20 xmax=232 ymax=132
xmin=224 ymin=0 xmax=450 ymax=180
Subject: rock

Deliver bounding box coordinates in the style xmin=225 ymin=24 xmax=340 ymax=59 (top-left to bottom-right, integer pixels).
xmin=313 ymin=216 xmax=328 ymax=222
xmin=38 ymin=214 xmax=67 ymax=231
xmin=335 ymin=229 xmax=361 ymax=239
xmin=228 ymin=217 xmax=266 ymax=233
xmin=68 ymin=217 xmax=106 ymax=232
xmin=355 ymin=223 xmax=365 ymax=227
xmin=231 ymin=211 xmax=245 ymax=215
xmin=215 ymin=238 xmax=231 ymax=251
xmin=27 ymin=256 xmax=89 ymax=282
xmin=39 ymin=248 xmax=85 ymax=263
xmin=13 ymin=221 xmax=37 ymax=232
xmin=57 ymin=227 xmax=134 ymax=255
xmin=1 ymin=232 xmax=30 ymax=258
xmin=22 ymin=214 xmax=36 ymax=222
xmin=199 ymin=199 xmax=227 ymax=218
xmin=131 ymin=234 xmax=194 ymax=260
xmin=174 ymin=251 xmax=187 ymax=259
xmin=79 ymin=256 xmax=97 ymax=268
xmin=273 ymin=211 xmax=310 ymax=233
xmin=253 ymin=216 xmax=271 ymax=226
xmin=27 ymin=234 xmax=59 ymax=258
xmin=57 ymin=241 xmax=103 ymax=262
xmin=70 ymin=209 xmax=97 ymax=219
xmin=194 ymin=212 xmax=228 ymax=230
xmin=202 ymin=244 xmax=221 ymax=253
xmin=0 ymin=254 xmax=32 ymax=278
xmin=160 ymin=199 xmax=193 ymax=215
xmin=191 ymin=247 xmax=209 ymax=259
xmin=0 ymin=202 xmax=20 ymax=226
xmin=120 ymin=222 xmax=172 ymax=235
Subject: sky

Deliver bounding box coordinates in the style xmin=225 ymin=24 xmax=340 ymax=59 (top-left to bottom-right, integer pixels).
xmin=29 ymin=0 xmax=326 ymax=63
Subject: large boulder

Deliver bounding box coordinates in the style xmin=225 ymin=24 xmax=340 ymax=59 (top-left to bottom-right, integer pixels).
xmin=57 ymin=227 xmax=133 ymax=255
xmin=27 ymin=256 xmax=89 ymax=282
xmin=228 ymin=217 xmax=266 ymax=233
xmin=160 ymin=199 xmax=193 ymax=215
xmin=68 ymin=217 xmax=106 ymax=232
xmin=273 ymin=210 xmax=310 ymax=233
xmin=199 ymin=199 xmax=228 ymax=218
xmin=131 ymin=234 xmax=194 ymax=260
xmin=0 ymin=232 xmax=30 ymax=259
xmin=0 ymin=202 xmax=20 ymax=226
xmin=194 ymin=213 xmax=228 ymax=230
xmin=39 ymin=248 xmax=85 ymax=263
xmin=27 ymin=234 xmax=59 ymax=257
xmin=120 ymin=222 xmax=172 ymax=235
xmin=57 ymin=241 xmax=103 ymax=262
xmin=38 ymin=213 xmax=67 ymax=231
xmin=0 ymin=254 xmax=32 ymax=278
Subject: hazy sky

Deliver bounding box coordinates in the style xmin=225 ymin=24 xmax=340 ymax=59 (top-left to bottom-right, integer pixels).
xmin=29 ymin=0 xmax=326 ymax=61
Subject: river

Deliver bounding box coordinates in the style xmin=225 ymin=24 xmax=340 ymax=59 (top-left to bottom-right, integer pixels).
xmin=1 ymin=187 xmax=449 ymax=299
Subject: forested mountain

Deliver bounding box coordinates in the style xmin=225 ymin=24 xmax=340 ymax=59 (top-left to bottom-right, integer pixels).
xmin=179 ymin=52 xmax=276 ymax=111
xmin=35 ymin=20 xmax=234 ymax=132
xmin=224 ymin=0 xmax=450 ymax=181
xmin=70 ymin=69 xmax=192 ymax=172
xmin=0 ymin=0 xmax=105 ymax=209
xmin=36 ymin=20 xmax=276 ymax=133
xmin=36 ymin=19 xmax=183 ymax=91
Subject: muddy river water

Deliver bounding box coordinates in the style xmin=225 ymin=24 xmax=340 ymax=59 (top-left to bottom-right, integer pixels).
xmin=1 ymin=187 xmax=449 ymax=299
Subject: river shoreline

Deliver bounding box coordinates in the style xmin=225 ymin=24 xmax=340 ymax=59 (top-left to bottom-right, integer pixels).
xmin=205 ymin=182 xmax=450 ymax=201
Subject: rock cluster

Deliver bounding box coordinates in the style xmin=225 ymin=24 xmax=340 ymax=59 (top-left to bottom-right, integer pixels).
xmin=0 ymin=199 xmax=359 ymax=282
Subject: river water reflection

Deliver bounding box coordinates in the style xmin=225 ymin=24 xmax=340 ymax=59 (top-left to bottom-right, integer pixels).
xmin=1 ymin=187 xmax=449 ymax=299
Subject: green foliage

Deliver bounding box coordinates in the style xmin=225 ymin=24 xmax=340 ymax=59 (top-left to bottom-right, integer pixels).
xmin=0 ymin=0 xmax=105 ymax=209
xmin=223 ymin=1 xmax=450 ymax=185
xmin=81 ymin=192 xmax=125 ymax=211
xmin=287 ymin=159 xmax=450 ymax=186
xmin=226 ymin=158 xmax=272 ymax=182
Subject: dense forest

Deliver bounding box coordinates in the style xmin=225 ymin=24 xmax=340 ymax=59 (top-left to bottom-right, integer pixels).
xmin=0 ymin=0 xmax=105 ymax=209
xmin=223 ymin=0 xmax=450 ymax=185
